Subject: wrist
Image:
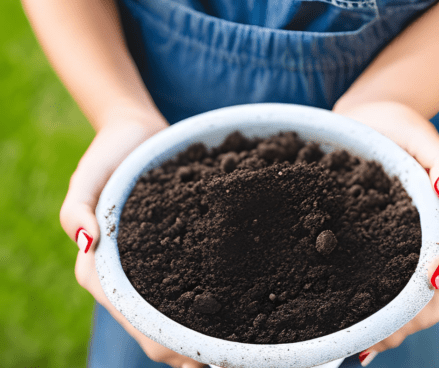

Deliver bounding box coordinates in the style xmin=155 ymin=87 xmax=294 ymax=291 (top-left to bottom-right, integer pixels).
xmin=94 ymin=101 xmax=169 ymax=133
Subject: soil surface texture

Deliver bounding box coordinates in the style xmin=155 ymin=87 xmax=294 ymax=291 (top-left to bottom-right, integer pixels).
xmin=117 ymin=131 xmax=421 ymax=344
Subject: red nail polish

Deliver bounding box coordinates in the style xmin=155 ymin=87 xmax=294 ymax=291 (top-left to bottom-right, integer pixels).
xmin=435 ymin=177 xmax=439 ymax=198
xmin=75 ymin=227 xmax=85 ymax=242
xmin=76 ymin=227 xmax=93 ymax=254
xmin=426 ymin=168 xmax=430 ymax=175
xmin=359 ymin=352 xmax=370 ymax=363
xmin=431 ymin=265 xmax=439 ymax=289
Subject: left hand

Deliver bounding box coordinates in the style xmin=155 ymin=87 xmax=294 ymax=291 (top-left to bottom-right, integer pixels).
xmin=60 ymin=114 xmax=207 ymax=368
xmin=333 ymin=101 xmax=439 ymax=366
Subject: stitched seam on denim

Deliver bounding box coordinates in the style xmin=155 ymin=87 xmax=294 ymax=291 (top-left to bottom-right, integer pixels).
xmin=142 ymin=2 xmax=424 ymax=71
xmin=327 ymin=0 xmax=374 ymax=4
xmin=150 ymin=19 xmax=375 ymax=71
xmin=137 ymin=0 xmax=374 ymax=37
xmin=324 ymin=0 xmax=377 ymax=10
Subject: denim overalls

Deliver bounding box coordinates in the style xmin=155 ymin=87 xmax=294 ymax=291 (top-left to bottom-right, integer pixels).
xmin=88 ymin=0 xmax=439 ymax=366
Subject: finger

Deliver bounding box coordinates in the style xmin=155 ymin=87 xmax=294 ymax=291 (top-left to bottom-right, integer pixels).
xmin=398 ymin=113 xmax=439 ymax=192
xmin=358 ymin=350 xmax=378 ymax=366
xmin=358 ymin=328 xmax=407 ymax=366
xmin=404 ymin=120 xmax=439 ymax=171
xmin=358 ymin=292 xmax=439 ymax=366
xmin=75 ymin=250 xmax=205 ymax=368
xmin=429 ymin=156 xmax=439 ymax=199
xmin=358 ymin=255 xmax=439 ymax=367
xmin=427 ymin=257 xmax=439 ymax=290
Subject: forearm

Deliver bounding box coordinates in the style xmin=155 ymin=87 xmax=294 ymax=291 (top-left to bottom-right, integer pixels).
xmin=22 ymin=0 xmax=164 ymax=131
xmin=333 ymin=2 xmax=439 ymax=167
xmin=334 ymin=2 xmax=439 ymax=119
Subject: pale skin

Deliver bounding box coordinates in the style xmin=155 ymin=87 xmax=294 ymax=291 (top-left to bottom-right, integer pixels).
xmin=21 ymin=0 xmax=439 ymax=366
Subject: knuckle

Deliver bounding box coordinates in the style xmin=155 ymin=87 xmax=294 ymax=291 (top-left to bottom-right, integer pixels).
xmin=59 ymin=201 xmax=72 ymax=231
xmin=414 ymin=317 xmax=434 ymax=331
xmin=144 ymin=349 xmax=166 ymax=363
xmin=69 ymin=167 xmax=81 ymax=189
xmin=141 ymin=343 xmax=176 ymax=364
xmin=74 ymin=261 xmax=87 ymax=289
xmin=384 ymin=335 xmax=405 ymax=350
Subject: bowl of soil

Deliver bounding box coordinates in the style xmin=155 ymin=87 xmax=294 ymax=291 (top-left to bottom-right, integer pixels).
xmin=95 ymin=103 xmax=439 ymax=368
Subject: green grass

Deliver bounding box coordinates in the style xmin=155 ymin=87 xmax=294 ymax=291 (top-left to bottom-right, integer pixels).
xmin=0 ymin=1 xmax=96 ymax=366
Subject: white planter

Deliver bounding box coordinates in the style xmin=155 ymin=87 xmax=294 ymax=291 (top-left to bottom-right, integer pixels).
xmin=95 ymin=103 xmax=439 ymax=368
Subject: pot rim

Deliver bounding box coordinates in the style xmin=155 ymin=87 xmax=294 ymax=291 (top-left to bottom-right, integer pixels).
xmin=95 ymin=103 xmax=439 ymax=368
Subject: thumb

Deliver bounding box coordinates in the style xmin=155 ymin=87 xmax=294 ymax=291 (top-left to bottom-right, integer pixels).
xmin=60 ymin=121 xmax=164 ymax=251
xmin=59 ymin=129 xmax=116 ymax=252
xmin=60 ymin=199 xmax=100 ymax=254
xmin=59 ymin=126 xmax=125 ymax=252
xmin=59 ymin=124 xmax=139 ymax=289
xmin=428 ymin=156 xmax=439 ymax=199
xmin=59 ymin=134 xmax=106 ymax=253
xmin=427 ymin=256 xmax=439 ymax=290
xmin=398 ymin=114 xmax=439 ymax=194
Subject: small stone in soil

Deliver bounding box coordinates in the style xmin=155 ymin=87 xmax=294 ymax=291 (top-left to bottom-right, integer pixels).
xmin=220 ymin=153 xmax=239 ymax=173
xmin=193 ymin=292 xmax=222 ymax=314
xmin=316 ymin=230 xmax=338 ymax=256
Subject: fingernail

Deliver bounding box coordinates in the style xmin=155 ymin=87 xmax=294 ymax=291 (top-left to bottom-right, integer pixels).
xmin=426 ymin=168 xmax=430 ymax=175
xmin=435 ymin=177 xmax=439 ymax=198
xmin=359 ymin=351 xmax=378 ymax=366
xmin=431 ymin=264 xmax=439 ymax=289
xmin=76 ymin=227 xmax=93 ymax=253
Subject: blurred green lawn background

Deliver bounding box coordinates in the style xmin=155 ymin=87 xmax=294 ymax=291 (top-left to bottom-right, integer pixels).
xmin=3 ymin=1 xmax=439 ymax=368
xmin=0 ymin=0 xmax=95 ymax=367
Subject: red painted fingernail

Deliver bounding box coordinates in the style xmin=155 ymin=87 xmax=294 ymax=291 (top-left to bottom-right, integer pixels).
xmin=431 ymin=264 xmax=439 ymax=289
xmin=360 ymin=351 xmax=378 ymax=366
xmin=435 ymin=177 xmax=439 ymax=198
xmin=426 ymin=168 xmax=430 ymax=175
xmin=75 ymin=227 xmax=84 ymax=242
xmin=359 ymin=352 xmax=370 ymax=363
xmin=76 ymin=227 xmax=93 ymax=253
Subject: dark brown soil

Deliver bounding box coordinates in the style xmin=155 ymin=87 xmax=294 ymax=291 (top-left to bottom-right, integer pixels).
xmin=117 ymin=131 xmax=421 ymax=344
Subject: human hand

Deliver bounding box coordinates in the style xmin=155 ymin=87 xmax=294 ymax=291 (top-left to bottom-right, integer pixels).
xmin=60 ymin=113 xmax=207 ymax=368
xmin=333 ymin=101 xmax=439 ymax=366
xmin=356 ymin=259 xmax=439 ymax=366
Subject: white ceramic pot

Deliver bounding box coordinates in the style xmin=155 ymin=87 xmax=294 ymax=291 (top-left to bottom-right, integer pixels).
xmin=95 ymin=103 xmax=439 ymax=368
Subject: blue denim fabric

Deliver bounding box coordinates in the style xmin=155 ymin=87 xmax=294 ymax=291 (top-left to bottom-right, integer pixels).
xmin=88 ymin=0 xmax=439 ymax=366
xmin=88 ymin=303 xmax=170 ymax=368
xmin=117 ymin=0 xmax=437 ymax=124
xmin=89 ymin=299 xmax=439 ymax=368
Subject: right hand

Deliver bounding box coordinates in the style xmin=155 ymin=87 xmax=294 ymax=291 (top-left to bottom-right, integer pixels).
xmin=60 ymin=112 xmax=207 ymax=368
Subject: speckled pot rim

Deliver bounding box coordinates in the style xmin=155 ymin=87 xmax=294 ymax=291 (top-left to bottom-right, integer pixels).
xmin=95 ymin=103 xmax=439 ymax=368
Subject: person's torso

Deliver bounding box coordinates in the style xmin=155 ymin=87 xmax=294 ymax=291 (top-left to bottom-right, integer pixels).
xmin=117 ymin=0 xmax=437 ymax=124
